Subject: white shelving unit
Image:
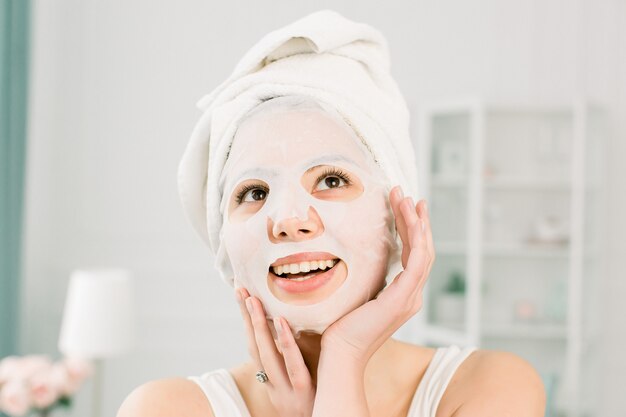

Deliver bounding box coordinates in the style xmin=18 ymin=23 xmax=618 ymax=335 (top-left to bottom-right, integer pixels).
xmin=401 ymin=98 xmax=606 ymax=417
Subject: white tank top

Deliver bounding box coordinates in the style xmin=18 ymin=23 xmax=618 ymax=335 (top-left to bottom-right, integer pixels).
xmin=187 ymin=344 xmax=477 ymax=417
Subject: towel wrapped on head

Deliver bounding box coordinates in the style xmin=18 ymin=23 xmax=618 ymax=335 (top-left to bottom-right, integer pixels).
xmin=177 ymin=9 xmax=418 ymax=285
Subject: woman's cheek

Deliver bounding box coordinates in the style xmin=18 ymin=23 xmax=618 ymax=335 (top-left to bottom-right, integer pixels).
xmin=223 ymin=221 xmax=261 ymax=278
xmin=340 ymin=191 xmax=392 ymax=269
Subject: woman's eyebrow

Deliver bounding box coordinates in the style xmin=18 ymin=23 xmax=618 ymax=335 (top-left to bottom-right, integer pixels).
xmin=302 ymin=155 xmax=359 ymax=173
xmin=233 ymin=167 xmax=279 ymax=183
xmin=231 ymin=155 xmax=359 ymax=184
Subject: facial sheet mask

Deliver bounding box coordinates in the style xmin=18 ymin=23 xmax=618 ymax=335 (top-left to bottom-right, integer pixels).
xmin=216 ymin=104 xmax=400 ymax=334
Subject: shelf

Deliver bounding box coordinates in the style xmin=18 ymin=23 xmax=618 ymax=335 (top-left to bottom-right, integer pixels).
xmin=438 ymin=241 xmax=569 ymax=258
xmin=483 ymin=242 xmax=569 ymax=258
xmin=484 ymin=177 xmax=570 ymax=190
xmin=422 ymin=322 xmax=568 ymax=342
xmin=431 ymin=176 xmax=467 ymax=188
xmin=420 ymin=98 xmax=606 ymax=415
xmin=437 ymin=242 xmax=466 ymax=254
xmin=432 ymin=176 xmax=573 ymax=190
xmin=422 ymin=324 xmax=470 ymax=346
xmin=482 ymin=322 xmax=567 ymax=339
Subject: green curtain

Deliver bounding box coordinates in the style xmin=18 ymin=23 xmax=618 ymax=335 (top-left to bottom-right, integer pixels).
xmin=0 ymin=0 xmax=30 ymax=358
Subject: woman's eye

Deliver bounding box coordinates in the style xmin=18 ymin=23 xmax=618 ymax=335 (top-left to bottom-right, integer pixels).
xmin=243 ymin=188 xmax=267 ymax=203
xmin=315 ymin=175 xmax=347 ymax=191
xmin=236 ymin=186 xmax=268 ymax=204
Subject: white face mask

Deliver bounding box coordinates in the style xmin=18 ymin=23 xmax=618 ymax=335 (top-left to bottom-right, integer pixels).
xmin=218 ymin=106 xmax=399 ymax=334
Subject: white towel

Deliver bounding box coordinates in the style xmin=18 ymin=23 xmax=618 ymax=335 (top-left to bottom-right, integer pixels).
xmin=177 ymin=9 xmax=418 ymax=267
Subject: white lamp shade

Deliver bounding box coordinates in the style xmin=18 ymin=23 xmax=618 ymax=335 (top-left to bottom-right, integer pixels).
xmin=58 ymin=268 xmax=135 ymax=358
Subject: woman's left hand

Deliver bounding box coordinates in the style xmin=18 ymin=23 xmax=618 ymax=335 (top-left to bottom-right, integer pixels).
xmin=236 ymin=288 xmax=316 ymax=417
xmin=320 ymin=185 xmax=435 ymax=365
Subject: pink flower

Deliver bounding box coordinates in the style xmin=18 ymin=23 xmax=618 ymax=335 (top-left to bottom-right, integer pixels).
xmin=49 ymin=361 xmax=82 ymax=396
xmin=9 ymin=355 xmax=52 ymax=381
xmin=29 ymin=366 xmax=60 ymax=409
xmin=62 ymin=356 xmax=93 ymax=386
xmin=0 ymin=356 xmax=21 ymax=384
xmin=0 ymin=354 xmax=91 ymax=415
xmin=0 ymin=379 xmax=31 ymax=416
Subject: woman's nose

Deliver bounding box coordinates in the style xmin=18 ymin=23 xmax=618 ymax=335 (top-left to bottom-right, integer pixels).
xmin=267 ymin=206 xmax=324 ymax=243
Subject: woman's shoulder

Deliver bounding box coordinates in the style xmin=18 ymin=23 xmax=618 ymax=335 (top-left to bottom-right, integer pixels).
xmin=436 ymin=348 xmax=546 ymax=417
xmin=116 ymin=377 xmax=214 ymax=417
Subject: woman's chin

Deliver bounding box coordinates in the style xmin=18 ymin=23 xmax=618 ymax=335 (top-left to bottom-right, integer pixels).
xmin=267 ymin=260 xmax=348 ymax=305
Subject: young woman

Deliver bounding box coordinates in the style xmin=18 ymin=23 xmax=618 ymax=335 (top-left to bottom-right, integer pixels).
xmin=117 ymin=10 xmax=545 ymax=417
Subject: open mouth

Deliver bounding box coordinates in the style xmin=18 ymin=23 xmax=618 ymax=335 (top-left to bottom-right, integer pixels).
xmin=269 ymin=258 xmax=340 ymax=281
xmin=268 ymin=255 xmax=345 ymax=296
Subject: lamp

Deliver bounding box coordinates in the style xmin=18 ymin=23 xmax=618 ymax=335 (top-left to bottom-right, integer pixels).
xmin=58 ymin=268 xmax=135 ymax=417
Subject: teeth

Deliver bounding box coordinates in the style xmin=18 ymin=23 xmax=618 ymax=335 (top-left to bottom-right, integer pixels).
xmin=290 ymin=273 xmax=316 ymax=282
xmin=272 ymin=259 xmax=339 ymax=276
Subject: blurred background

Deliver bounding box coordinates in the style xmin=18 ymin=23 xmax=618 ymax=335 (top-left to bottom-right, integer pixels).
xmin=1 ymin=1 xmax=624 ymax=416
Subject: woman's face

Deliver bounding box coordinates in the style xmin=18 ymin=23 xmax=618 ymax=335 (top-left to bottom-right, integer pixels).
xmin=219 ymin=106 xmax=397 ymax=333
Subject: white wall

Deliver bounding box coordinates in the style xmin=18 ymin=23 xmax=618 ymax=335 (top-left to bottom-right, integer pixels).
xmin=21 ymin=1 xmax=625 ymax=416
xmin=597 ymin=1 xmax=626 ymax=415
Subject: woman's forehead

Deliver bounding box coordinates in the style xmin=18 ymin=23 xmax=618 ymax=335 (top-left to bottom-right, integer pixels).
xmin=227 ymin=108 xmax=371 ymax=176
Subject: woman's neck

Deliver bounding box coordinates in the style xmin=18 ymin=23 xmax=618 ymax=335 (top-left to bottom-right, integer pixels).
xmin=293 ymin=332 xmax=400 ymax=387
xmin=292 ymin=331 xmax=323 ymax=385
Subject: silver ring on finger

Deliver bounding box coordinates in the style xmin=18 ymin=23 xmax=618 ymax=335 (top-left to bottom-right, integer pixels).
xmin=255 ymin=370 xmax=269 ymax=384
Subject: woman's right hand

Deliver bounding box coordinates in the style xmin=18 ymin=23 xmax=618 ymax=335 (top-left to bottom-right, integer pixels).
xmin=236 ymin=287 xmax=315 ymax=417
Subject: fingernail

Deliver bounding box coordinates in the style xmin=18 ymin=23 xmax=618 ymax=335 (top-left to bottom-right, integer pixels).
xmin=274 ymin=318 xmax=283 ymax=335
xmin=423 ymin=200 xmax=428 ymax=214
xmin=245 ymin=297 xmax=254 ymax=314
xmin=398 ymin=186 xmax=404 ymax=199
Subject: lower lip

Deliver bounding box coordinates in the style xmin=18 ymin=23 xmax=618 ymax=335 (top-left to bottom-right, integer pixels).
xmin=270 ymin=262 xmax=339 ymax=294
